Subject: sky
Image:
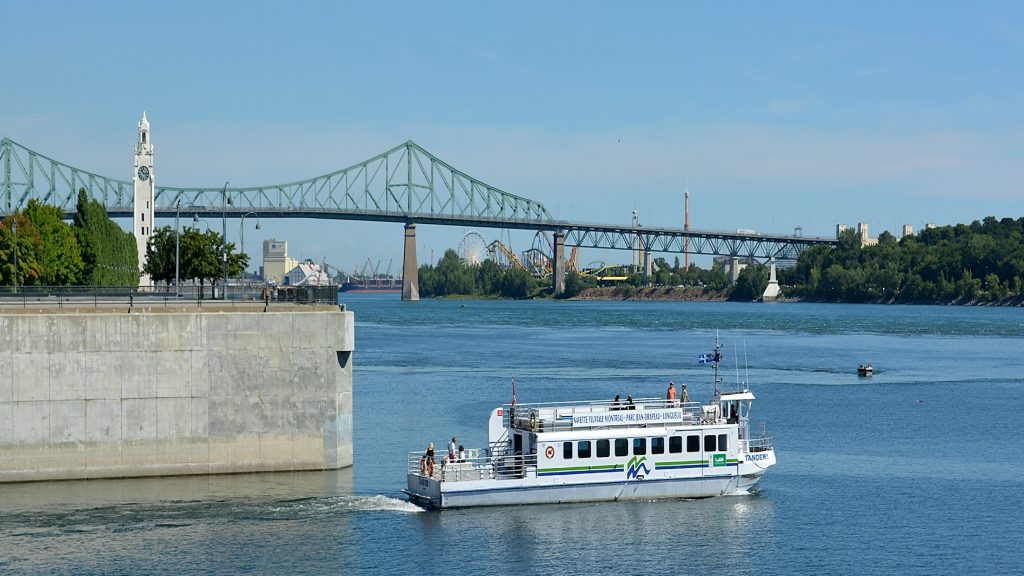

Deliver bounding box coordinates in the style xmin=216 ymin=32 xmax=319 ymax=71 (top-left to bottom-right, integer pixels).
xmin=2 ymin=0 xmax=1023 ymax=273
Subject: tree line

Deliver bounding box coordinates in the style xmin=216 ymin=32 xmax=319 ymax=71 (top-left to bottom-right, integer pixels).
xmin=1 ymin=190 xmax=139 ymax=287
xmin=1 ymin=188 xmax=247 ymax=293
xmin=779 ymin=216 xmax=1024 ymax=304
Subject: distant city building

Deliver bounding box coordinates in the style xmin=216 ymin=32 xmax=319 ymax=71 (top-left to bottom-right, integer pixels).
xmin=902 ymin=224 xmax=914 ymax=238
xmin=283 ymin=259 xmax=331 ymax=286
xmin=263 ymin=239 xmax=298 ymax=285
xmin=857 ymin=223 xmax=878 ymax=247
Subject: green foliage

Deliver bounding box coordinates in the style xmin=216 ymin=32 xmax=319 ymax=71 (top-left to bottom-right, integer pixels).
xmin=788 ymin=217 xmax=1024 ymax=303
xmin=144 ymin=226 xmax=178 ymax=287
xmin=418 ymin=250 xmax=541 ymax=298
xmin=23 ymin=200 xmax=84 ymax=285
xmin=561 ymin=269 xmax=598 ymax=299
xmin=74 ymin=189 xmax=139 ymax=286
xmin=1 ymin=213 xmax=44 ymax=286
xmin=730 ymin=264 xmax=769 ymax=301
xmin=144 ymin=224 xmax=248 ymax=294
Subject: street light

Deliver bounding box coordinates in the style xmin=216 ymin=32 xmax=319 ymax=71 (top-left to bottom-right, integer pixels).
xmin=11 ymin=217 xmax=16 ymax=294
xmin=222 ymin=181 xmax=231 ymax=300
xmin=239 ymin=212 xmax=261 ymax=284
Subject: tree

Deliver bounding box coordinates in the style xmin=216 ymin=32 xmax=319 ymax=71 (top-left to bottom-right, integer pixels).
xmin=730 ymin=264 xmax=769 ymax=301
xmin=561 ymin=269 xmax=597 ymax=299
xmin=144 ymin=226 xmax=178 ymax=289
xmin=1 ymin=213 xmax=44 ymax=287
xmin=73 ymin=189 xmax=139 ymax=286
xmin=23 ymin=200 xmax=84 ymax=285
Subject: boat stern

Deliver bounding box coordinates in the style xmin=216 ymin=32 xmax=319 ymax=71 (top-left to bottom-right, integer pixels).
xmin=405 ymin=473 xmax=442 ymax=509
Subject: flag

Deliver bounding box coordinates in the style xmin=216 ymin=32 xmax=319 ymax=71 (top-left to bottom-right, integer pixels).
xmin=511 ymin=375 xmax=517 ymax=406
xmin=698 ymin=353 xmax=722 ymax=364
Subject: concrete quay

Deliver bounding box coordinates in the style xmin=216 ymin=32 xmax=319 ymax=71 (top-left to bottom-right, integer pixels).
xmin=0 ymin=303 xmax=353 ymax=483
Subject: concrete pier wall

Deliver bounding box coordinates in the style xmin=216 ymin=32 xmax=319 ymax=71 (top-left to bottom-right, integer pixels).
xmin=0 ymin=304 xmax=353 ymax=483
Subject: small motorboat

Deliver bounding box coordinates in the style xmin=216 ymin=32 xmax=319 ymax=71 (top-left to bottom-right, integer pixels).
xmin=857 ymin=363 xmax=873 ymax=377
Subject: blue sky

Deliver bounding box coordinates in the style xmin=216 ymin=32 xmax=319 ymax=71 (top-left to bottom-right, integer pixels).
xmin=2 ymin=1 xmax=1022 ymax=272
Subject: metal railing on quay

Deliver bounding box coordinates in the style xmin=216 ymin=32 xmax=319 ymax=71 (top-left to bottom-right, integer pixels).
xmin=0 ymin=283 xmax=340 ymax=309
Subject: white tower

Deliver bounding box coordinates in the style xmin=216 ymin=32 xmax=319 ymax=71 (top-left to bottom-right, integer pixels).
xmin=133 ymin=112 xmax=155 ymax=286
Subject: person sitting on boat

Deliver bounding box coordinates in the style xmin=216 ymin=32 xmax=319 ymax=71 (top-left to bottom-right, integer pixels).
xmin=667 ymin=381 xmax=677 ymax=405
xmin=626 ymin=395 xmax=635 ymax=409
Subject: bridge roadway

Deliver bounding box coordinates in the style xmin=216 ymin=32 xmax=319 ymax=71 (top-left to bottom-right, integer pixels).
xmin=2 ymin=137 xmax=836 ymax=298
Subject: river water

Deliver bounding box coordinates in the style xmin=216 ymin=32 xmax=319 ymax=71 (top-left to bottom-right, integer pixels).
xmin=2 ymin=297 xmax=1022 ymax=575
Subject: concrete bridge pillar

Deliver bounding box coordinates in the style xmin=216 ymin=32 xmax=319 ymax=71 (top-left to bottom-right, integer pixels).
xmin=552 ymin=230 xmax=566 ymax=296
xmin=643 ymin=250 xmax=652 ymax=285
xmin=402 ymin=223 xmax=419 ymax=301
xmin=730 ymin=256 xmax=740 ymax=285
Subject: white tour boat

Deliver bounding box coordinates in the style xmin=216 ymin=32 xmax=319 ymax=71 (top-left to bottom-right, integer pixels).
xmin=404 ymin=339 xmax=776 ymax=509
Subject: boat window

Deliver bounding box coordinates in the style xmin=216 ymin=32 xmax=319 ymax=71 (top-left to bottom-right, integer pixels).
xmin=669 ymin=436 xmax=683 ymax=453
xmin=718 ymin=434 xmax=728 ymax=451
xmin=704 ymin=434 xmax=717 ymax=452
xmin=597 ymin=439 xmax=610 ymax=458
xmin=687 ymin=435 xmax=700 ymax=453
xmin=563 ymin=442 xmax=573 ymax=460
xmin=615 ymin=438 xmax=628 ymax=457
xmin=651 ymin=437 xmax=665 ymax=455
xmin=633 ymin=438 xmax=646 ymax=456
xmin=578 ymin=440 xmax=591 ymax=459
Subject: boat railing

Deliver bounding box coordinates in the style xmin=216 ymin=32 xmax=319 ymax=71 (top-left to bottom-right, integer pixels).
xmin=741 ymin=436 xmax=773 ymax=453
xmin=505 ymin=398 xmax=702 ymax=432
xmin=407 ymin=449 xmax=538 ymax=483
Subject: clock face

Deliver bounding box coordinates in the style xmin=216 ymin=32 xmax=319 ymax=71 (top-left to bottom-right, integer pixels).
xmin=138 ymin=166 xmax=150 ymax=181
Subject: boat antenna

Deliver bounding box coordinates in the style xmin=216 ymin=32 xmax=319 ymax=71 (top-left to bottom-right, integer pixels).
xmin=743 ymin=339 xmax=750 ymax=392
xmin=712 ymin=332 xmax=722 ymax=395
xmin=734 ymin=340 xmax=741 ymax=389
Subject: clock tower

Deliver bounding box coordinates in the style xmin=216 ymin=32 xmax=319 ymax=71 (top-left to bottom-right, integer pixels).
xmin=133 ymin=112 xmax=155 ymax=286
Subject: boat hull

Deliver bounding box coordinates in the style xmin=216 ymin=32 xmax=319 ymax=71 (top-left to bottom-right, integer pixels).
xmin=406 ymin=449 xmax=775 ymax=509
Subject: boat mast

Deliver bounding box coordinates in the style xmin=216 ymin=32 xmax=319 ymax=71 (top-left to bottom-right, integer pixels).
xmin=712 ymin=332 xmax=723 ymax=395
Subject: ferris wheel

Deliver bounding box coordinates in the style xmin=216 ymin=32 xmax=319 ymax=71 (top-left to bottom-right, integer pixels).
xmin=458 ymin=230 xmax=488 ymax=265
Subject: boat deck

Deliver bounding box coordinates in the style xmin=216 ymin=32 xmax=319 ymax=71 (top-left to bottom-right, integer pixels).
xmin=505 ymin=397 xmax=705 ymax=433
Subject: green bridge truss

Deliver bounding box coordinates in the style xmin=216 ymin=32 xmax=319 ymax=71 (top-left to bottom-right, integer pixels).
xmin=1 ymin=136 xmax=835 ymax=260
xmin=0 ymin=138 xmax=554 ymax=227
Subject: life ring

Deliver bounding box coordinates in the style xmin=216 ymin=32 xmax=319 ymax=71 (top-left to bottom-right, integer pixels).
xmin=545 ymin=445 xmax=554 ymax=459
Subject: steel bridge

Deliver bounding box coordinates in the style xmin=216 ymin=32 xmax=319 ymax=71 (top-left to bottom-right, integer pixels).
xmin=1 ymin=136 xmax=836 ymax=297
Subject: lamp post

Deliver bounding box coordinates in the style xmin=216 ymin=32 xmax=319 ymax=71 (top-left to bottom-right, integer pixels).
xmin=175 ymin=201 xmax=181 ymax=298
xmin=221 ymin=181 xmax=231 ymax=300
xmin=239 ymin=212 xmax=261 ymax=285
xmin=11 ymin=218 xmax=16 ymax=294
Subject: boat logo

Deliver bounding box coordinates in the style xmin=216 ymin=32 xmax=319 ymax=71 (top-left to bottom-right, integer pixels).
xmin=545 ymin=446 xmax=554 ymax=459
xmin=626 ymin=456 xmax=651 ymax=479
xmin=713 ymin=453 xmax=727 ymax=467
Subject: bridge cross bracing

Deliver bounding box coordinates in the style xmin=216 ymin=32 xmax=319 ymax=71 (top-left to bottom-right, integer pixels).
xmin=1 ymin=136 xmax=835 ymax=283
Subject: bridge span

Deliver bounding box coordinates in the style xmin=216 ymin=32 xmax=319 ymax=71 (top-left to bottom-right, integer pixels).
xmin=1 ymin=136 xmax=835 ymax=297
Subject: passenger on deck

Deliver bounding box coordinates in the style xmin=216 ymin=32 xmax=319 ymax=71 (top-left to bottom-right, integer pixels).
xmin=680 ymin=384 xmax=688 ymax=404
xmin=448 ymin=436 xmax=457 ymax=462
xmin=667 ymin=381 xmax=677 ymax=405
xmin=425 ymin=442 xmax=436 ymax=477
xmin=626 ymin=395 xmax=635 ymax=409
xmin=613 ymin=394 xmax=622 ymax=410
xmin=458 ymin=445 xmax=465 ymax=462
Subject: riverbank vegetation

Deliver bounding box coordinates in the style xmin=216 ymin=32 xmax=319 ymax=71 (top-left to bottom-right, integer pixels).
xmin=781 ymin=216 xmax=1024 ymax=304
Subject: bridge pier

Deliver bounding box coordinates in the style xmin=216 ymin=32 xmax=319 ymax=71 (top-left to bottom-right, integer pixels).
xmin=402 ymin=223 xmax=419 ymax=301
xmin=643 ymin=250 xmax=652 ymax=285
xmin=552 ymin=231 xmax=565 ymax=296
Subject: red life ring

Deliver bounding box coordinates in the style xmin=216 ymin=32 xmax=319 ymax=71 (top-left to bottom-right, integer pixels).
xmin=545 ymin=445 xmax=555 ymax=459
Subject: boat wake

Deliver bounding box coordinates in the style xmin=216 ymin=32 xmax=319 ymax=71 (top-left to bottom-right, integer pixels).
xmin=300 ymin=494 xmax=424 ymax=515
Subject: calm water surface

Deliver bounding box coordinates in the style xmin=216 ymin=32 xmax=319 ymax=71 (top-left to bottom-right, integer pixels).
xmin=2 ymin=297 xmax=1023 ymax=575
